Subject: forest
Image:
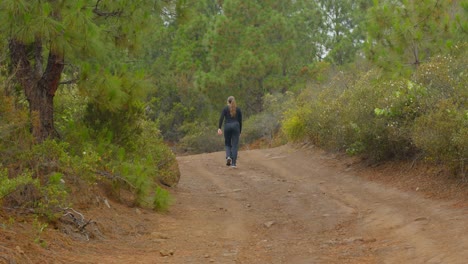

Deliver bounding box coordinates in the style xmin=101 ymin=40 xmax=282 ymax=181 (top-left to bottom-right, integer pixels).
xmin=0 ymin=0 xmax=466 ymax=221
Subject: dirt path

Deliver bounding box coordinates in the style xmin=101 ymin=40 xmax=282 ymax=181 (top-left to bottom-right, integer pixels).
xmin=153 ymin=145 xmax=467 ymax=264
xmin=2 ymin=145 xmax=468 ymax=263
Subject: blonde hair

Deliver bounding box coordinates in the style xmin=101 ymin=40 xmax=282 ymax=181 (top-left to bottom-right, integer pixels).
xmin=227 ymin=96 xmax=237 ymax=117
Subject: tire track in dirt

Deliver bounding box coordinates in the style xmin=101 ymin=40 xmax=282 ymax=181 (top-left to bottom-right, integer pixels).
xmin=162 ymin=145 xmax=468 ymax=264
xmin=160 ymin=147 xmax=369 ymax=264
xmin=32 ymin=145 xmax=467 ymax=263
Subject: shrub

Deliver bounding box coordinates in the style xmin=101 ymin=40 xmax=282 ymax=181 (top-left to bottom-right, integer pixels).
xmin=413 ymin=100 xmax=467 ymax=177
xmin=153 ymin=186 xmax=172 ymax=212
xmin=102 ymin=120 xmax=179 ymax=207
xmin=282 ymin=106 xmax=310 ymax=142
xmin=243 ymin=92 xmax=294 ymax=146
xmin=179 ymin=121 xmax=223 ymax=153
xmin=282 ymin=44 xmax=466 ymax=176
xmin=0 ymin=169 xmax=38 ymax=201
xmin=283 ymin=67 xmax=423 ymax=161
xmin=0 ymin=89 xmax=34 ymax=166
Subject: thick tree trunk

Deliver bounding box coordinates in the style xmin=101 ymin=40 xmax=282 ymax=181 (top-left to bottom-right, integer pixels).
xmin=29 ymin=81 xmax=57 ymax=141
xmin=9 ymin=39 xmax=64 ymax=142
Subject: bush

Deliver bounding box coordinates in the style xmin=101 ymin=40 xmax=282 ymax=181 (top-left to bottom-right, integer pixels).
xmin=244 ymin=92 xmax=294 ymax=146
xmin=282 ymin=45 xmax=467 ymax=177
xmin=413 ymin=100 xmax=467 ymax=177
xmin=1 ymin=81 xmax=180 ymax=213
xmin=0 ymin=169 xmax=38 ymax=202
xmin=282 ymin=106 xmax=310 ymax=142
xmin=282 ymin=68 xmax=424 ymax=161
xmin=179 ymin=121 xmax=223 ymax=153
xmin=153 ymin=186 xmax=172 ymax=212
xmin=97 ymin=120 xmax=179 ymax=207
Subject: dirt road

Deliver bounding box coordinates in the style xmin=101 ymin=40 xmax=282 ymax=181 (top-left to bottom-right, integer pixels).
xmin=149 ymin=145 xmax=467 ymax=264
xmin=2 ymin=145 xmax=468 ymax=263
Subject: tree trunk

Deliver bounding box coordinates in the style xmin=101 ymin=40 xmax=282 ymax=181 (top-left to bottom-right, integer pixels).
xmin=9 ymin=39 xmax=64 ymax=142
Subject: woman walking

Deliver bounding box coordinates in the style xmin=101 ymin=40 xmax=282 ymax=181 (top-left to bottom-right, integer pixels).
xmin=218 ymin=96 xmax=242 ymax=168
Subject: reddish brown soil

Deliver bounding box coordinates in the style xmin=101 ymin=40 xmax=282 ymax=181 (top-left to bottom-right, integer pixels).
xmin=1 ymin=144 xmax=467 ymax=263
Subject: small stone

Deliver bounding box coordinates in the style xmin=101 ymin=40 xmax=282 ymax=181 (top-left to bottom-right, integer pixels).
xmin=159 ymin=249 xmax=174 ymax=257
xmin=16 ymin=246 xmax=24 ymax=254
xmin=264 ymin=221 xmax=275 ymax=228
xmin=414 ymin=217 xmax=428 ymax=222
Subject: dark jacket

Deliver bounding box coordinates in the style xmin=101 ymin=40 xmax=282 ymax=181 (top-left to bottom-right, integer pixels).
xmin=218 ymin=106 xmax=242 ymax=133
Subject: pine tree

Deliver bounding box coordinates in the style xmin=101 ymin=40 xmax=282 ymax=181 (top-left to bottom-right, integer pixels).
xmin=316 ymin=0 xmax=372 ymax=65
xmin=365 ymin=0 xmax=465 ymax=74
xmin=0 ymin=0 xmax=167 ymax=142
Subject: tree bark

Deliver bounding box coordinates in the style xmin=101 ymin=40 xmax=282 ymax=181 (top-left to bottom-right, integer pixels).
xmin=9 ymin=39 xmax=64 ymax=142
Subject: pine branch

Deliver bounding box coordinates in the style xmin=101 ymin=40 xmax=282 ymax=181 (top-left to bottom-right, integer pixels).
xmin=93 ymin=0 xmax=123 ymax=18
xmin=413 ymin=0 xmax=441 ymax=28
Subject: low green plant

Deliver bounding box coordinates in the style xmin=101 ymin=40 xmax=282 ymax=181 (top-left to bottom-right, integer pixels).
xmin=243 ymin=92 xmax=294 ymax=146
xmin=0 ymin=169 xmax=38 ymax=200
xmin=153 ymin=186 xmax=172 ymax=212
xmin=32 ymin=216 xmax=48 ymax=248
xmin=282 ymin=108 xmax=309 ymax=142
xmin=179 ymin=120 xmax=223 ymax=154
xmin=102 ymin=120 xmax=180 ymax=207
xmin=36 ymin=172 xmax=69 ymax=220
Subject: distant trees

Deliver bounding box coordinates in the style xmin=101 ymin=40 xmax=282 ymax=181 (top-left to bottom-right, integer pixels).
xmin=316 ymin=0 xmax=372 ymax=65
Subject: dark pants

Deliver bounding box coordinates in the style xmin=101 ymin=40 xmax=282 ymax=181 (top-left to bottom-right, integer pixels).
xmin=224 ymin=122 xmax=240 ymax=164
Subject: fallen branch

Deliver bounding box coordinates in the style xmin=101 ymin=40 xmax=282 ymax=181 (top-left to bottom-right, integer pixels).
xmin=60 ymin=207 xmax=98 ymax=241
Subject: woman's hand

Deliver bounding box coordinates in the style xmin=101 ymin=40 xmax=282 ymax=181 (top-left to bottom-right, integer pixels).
xmin=217 ymin=128 xmax=223 ymax=135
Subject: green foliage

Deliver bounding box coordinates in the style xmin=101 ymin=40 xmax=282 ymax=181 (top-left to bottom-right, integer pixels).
xmin=179 ymin=120 xmax=223 ymax=154
xmin=1 ymin=80 xmax=179 ymax=214
xmin=32 ymin=216 xmax=48 ymax=248
xmin=410 ymin=47 xmax=468 ymax=176
xmin=282 ymin=109 xmax=309 ymax=143
xmin=153 ymin=186 xmax=173 ymax=212
xmin=413 ymin=100 xmax=467 ymax=176
xmin=36 ymin=172 xmax=68 ymax=220
xmin=237 ymin=92 xmax=295 ymax=146
xmin=0 ymin=79 xmax=34 ymax=163
xmin=0 ymin=169 xmax=38 ymax=200
xmin=21 ymin=140 xmax=70 ymax=176
xmin=155 ymin=101 xmax=196 ymax=142
xmin=102 ymin=120 xmax=180 ymax=206
xmin=316 ymin=0 xmax=372 ymax=65
xmin=282 ymin=38 xmax=467 ymax=177
xmin=285 ymin=70 xmax=425 ymax=160
xmin=365 ymin=0 xmax=465 ymax=74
